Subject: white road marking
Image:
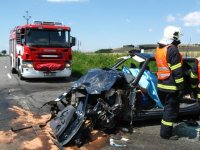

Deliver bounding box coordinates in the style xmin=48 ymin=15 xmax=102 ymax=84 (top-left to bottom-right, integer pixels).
xmin=7 ymin=73 xmax=12 ymax=79
xmin=5 ymin=66 xmax=7 ymax=69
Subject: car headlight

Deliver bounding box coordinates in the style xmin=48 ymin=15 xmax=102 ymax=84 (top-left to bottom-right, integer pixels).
xmin=22 ymin=61 xmax=33 ymax=68
xmin=65 ymin=61 xmax=71 ymax=68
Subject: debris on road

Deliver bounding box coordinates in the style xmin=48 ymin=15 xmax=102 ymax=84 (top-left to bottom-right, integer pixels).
xmin=109 ymin=130 xmax=129 ymax=147
xmin=109 ymin=138 xmax=126 ymax=147
xmin=0 ymin=106 xmax=110 ymax=149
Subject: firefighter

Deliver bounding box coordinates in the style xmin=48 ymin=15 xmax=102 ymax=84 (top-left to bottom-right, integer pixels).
xmin=189 ymin=58 xmax=198 ymax=99
xmin=155 ymin=26 xmax=184 ymax=140
xmin=183 ymin=58 xmax=199 ymax=126
xmin=180 ymin=58 xmax=198 ymax=98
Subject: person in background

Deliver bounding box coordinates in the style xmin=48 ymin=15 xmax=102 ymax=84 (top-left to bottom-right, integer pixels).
xmin=196 ymin=57 xmax=200 ymax=101
xmin=155 ymin=26 xmax=184 ymax=140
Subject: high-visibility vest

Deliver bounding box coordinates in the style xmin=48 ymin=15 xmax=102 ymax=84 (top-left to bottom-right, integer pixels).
xmin=198 ymin=62 xmax=200 ymax=82
xmin=155 ymin=46 xmax=171 ymax=80
xmin=155 ymin=46 xmax=182 ymax=80
xmin=198 ymin=61 xmax=200 ymax=99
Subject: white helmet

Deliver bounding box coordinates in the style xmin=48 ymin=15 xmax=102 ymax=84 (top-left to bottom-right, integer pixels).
xmin=159 ymin=26 xmax=182 ymax=45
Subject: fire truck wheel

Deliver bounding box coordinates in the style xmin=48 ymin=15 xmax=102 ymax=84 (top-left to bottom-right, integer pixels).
xmin=18 ymin=69 xmax=24 ymax=80
xmin=11 ymin=68 xmax=17 ymax=74
xmin=60 ymin=77 xmax=67 ymax=80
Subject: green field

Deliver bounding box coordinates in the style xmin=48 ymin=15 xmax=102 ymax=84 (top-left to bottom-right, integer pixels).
xmin=72 ymin=51 xmax=128 ymax=77
xmin=71 ymin=50 xmax=199 ymax=77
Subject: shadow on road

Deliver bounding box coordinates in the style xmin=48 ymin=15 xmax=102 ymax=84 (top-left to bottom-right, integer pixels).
xmin=21 ymin=76 xmax=78 ymax=83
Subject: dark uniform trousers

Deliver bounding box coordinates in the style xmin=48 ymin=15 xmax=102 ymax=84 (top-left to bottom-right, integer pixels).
xmin=159 ymin=91 xmax=179 ymax=138
xmin=198 ymin=84 xmax=200 ymax=100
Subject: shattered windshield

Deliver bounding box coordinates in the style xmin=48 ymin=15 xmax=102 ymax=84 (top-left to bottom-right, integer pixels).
xmin=25 ymin=29 xmax=69 ymax=47
xmin=72 ymin=69 xmax=122 ymax=94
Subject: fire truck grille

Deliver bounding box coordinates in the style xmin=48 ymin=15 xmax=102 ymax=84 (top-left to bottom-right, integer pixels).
xmin=38 ymin=54 xmax=62 ymax=59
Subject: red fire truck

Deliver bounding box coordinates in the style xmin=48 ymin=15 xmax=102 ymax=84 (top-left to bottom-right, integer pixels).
xmin=9 ymin=21 xmax=76 ymax=79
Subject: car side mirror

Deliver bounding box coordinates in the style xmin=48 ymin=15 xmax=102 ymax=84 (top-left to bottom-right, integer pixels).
xmin=70 ymin=36 xmax=76 ymax=47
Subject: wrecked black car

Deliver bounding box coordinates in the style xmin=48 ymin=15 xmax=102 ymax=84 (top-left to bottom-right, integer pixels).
xmin=45 ymin=51 xmax=200 ymax=147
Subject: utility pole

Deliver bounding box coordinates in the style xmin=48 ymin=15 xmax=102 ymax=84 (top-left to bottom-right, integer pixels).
xmin=23 ymin=11 xmax=31 ymax=24
xmin=77 ymin=40 xmax=81 ymax=51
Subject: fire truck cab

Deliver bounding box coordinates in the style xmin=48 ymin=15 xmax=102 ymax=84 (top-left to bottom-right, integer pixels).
xmin=9 ymin=21 xmax=76 ymax=79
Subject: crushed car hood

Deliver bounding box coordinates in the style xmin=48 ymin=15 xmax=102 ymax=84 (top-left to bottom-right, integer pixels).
xmin=72 ymin=68 xmax=122 ymax=94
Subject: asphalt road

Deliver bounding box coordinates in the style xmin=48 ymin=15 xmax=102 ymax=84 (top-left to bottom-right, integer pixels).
xmin=0 ymin=56 xmax=76 ymax=114
xmin=1 ymin=56 xmax=200 ymax=150
xmin=0 ymin=56 xmax=77 ymax=149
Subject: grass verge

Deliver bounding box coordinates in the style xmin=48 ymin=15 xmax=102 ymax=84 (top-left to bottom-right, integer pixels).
xmin=72 ymin=51 xmax=127 ymax=77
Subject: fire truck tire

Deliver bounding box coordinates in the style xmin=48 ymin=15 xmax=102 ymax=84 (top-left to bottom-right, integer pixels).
xmin=18 ymin=69 xmax=24 ymax=80
xmin=11 ymin=68 xmax=17 ymax=74
xmin=60 ymin=77 xmax=67 ymax=80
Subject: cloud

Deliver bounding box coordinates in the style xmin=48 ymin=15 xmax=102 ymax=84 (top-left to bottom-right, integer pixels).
xmin=47 ymin=0 xmax=88 ymax=2
xmin=182 ymin=11 xmax=200 ymax=26
xmin=166 ymin=14 xmax=176 ymax=22
xmin=197 ymin=29 xmax=200 ymax=33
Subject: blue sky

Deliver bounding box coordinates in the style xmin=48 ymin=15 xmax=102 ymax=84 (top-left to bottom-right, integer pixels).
xmin=1 ymin=0 xmax=200 ymax=52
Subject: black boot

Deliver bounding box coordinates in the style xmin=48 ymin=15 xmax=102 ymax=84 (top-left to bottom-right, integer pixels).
xmin=185 ymin=119 xmax=199 ymax=127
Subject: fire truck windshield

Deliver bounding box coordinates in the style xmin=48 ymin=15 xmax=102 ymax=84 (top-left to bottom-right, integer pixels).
xmin=25 ymin=29 xmax=70 ymax=47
